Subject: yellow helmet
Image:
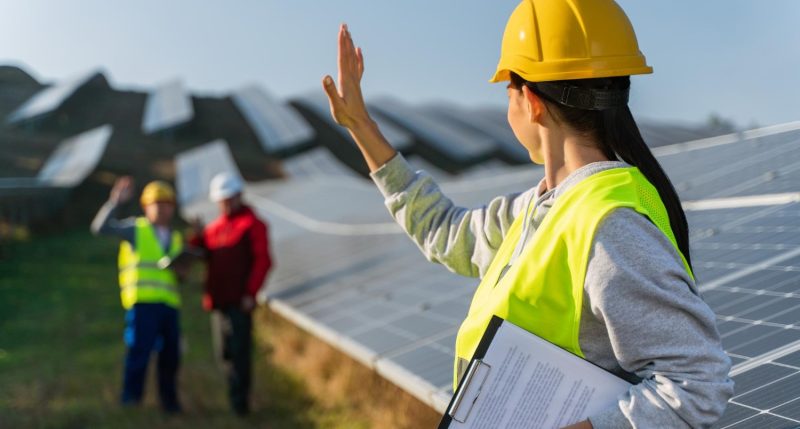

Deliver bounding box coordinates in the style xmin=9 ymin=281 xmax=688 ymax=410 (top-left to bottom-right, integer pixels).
xmin=490 ymin=0 xmax=652 ymax=84
xmin=140 ymin=181 xmax=176 ymax=206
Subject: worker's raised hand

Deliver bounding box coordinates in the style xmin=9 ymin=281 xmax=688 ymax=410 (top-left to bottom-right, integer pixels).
xmin=321 ymin=23 xmax=397 ymax=171
xmin=110 ymin=176 xmax=134 ymax=204
xmin=323 ymin=23 xmax=371 ymax=130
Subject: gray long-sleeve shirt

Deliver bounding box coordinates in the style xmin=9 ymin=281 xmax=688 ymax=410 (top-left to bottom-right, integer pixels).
xmin=369 ymin=154 xmax=733 ymax=429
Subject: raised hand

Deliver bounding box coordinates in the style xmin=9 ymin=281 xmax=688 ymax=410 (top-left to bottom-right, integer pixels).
xmin=320 ymin=23 xmax=397 ymax=172
xmin=322 ymin=23 xmax=370 ymax=130
xmin=110 ymin=176 xmax=134 ymax=205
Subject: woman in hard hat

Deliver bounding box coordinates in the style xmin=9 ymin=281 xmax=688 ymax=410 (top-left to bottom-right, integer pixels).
xmin=322 ymin=1 xmax=733 ymax=427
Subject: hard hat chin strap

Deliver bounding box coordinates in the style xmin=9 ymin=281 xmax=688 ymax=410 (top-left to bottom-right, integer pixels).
xmin=530 ymin=82 xmax=629 ymax=111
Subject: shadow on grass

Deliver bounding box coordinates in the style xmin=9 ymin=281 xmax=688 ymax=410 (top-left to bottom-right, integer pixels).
xmin=0 ymin=230 xmax=320 ymax=429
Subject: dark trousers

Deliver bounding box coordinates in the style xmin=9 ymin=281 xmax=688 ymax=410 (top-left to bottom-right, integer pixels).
xmin=122 ymin=303 xmax=181 ymax=411
xmin=211 ymin=307 xmax=252 ymax=414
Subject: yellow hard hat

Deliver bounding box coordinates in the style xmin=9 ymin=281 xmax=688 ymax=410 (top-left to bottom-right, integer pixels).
xmin=490 ymin=0 xmax=653 ymax=83
xmin=140 ymin=181 xmax=176 ymax=206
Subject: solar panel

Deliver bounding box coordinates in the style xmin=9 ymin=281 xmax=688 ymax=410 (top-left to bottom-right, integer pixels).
xmin=141 ymin=79 xmax=194 ymax=135
xmin=369 ymin=97 xmax=496 ymax=167
xmin=638 ymin=119 xmax=728 ymax=148
xmin=37 ymin=125 xmax=113 ymax=187
xmin=423 ymin=104 xmax=530 ymax=164
xmin=6 ymin=70 xmax=106 ymax=124
xmin=174 ymin=140 xmax=242 ymax=207
xmin=291 ymin=92 xmax=414 ymax=152
xmin=714 ymin=350 xmax=800 ymax=427
xmin=231 ymin=85 xmax=315 ymax=154
xmin=182 ymin=120 xmax=800 ymax=426
xmin=655 ymin=123 xmax=800 ymax=201
xmin=280 ymin=146 xmax=362 ymax=179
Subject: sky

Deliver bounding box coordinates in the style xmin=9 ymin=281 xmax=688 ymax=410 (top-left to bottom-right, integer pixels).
xmin=0 ymin=1 xmax=798 ymax=128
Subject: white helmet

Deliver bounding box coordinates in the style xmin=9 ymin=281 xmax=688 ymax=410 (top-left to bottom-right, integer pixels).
xmin=209 ymin=172 xmax=244 ymax=203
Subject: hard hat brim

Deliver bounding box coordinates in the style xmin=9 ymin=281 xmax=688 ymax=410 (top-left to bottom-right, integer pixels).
xmin=209 ymin=189 xmax=242 ymax=203
xmin=140 ymin=198 xmax=176 ymax=206
xmin=490 ymin=57 xmax=653 ymax=84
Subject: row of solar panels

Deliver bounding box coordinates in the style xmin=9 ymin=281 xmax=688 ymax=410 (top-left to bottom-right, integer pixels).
xmin=0 ymin=124 xmax=112 ymax=191
xmin=178 ymin=121 xmax=800 ymax=427
xmin=5 ymin=67 xmax=733 ymax=187
xmin=0 ymin=125 xmax=113 ymax=227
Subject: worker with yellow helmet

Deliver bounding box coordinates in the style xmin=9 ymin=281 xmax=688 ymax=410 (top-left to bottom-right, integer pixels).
xmin=322 ymin=1 xmax=733 ymax=427
xmin=91 ymin=176 xmax=184 ymax=413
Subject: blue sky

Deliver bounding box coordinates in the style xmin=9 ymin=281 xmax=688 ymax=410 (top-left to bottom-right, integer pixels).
xmin=0 ymin=1 xmax=798 ymax=128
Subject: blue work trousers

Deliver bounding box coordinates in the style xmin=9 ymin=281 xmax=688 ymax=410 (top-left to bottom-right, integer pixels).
xmin=121 ymin=303 xmax=181 ymax=412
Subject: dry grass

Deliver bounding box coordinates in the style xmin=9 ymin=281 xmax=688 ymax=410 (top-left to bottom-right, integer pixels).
xmin=256 ymin=311 xmax=442 ymax=429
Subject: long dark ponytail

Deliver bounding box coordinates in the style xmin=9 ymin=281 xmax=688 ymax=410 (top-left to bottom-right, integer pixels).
xmin=510 ymin=72 xmax=692 ymax=270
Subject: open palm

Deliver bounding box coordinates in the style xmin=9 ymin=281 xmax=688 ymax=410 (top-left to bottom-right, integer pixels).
xmin=322 ymin=24 xmax=370 ymax=130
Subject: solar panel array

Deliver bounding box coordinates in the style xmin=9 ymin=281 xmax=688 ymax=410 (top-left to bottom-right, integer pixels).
xmin=141 ymin=79 xmax=194 ymax=135
xmin=178 ymin=110 xmax=800 ymax=426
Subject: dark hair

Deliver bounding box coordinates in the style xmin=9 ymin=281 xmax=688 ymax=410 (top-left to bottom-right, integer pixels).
xmin=509 ymin=72 xmax=693 ymax=271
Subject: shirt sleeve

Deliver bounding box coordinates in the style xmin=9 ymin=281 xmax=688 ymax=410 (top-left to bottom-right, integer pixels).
xmin=369 ymin=153 xmax=534 ymax=278
xmin=245 ymin=218 xmax=272 ymax=297
xmin=90 ymin=200 xmax=136 ymax=243
xmin=585 ymin=208 xmax=734 ymax=429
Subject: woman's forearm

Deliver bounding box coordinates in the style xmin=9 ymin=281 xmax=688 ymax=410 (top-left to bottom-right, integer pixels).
xmin=347 ymin=116 xmax=397 ymax=172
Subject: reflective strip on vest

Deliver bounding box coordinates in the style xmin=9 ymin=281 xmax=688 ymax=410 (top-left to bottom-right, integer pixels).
xmin=453 ymin=167 xmax=693 ymax=389
xmin=117 ymin=217 xmax=183 ymax=309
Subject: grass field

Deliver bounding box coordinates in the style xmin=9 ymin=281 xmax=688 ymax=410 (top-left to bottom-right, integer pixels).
xmin=0 ymin=230 xmax=440 ymax=429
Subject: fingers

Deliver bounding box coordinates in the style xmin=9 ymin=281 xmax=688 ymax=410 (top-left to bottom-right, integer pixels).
xmin=322 ymin=75 xmax=346 ymax=124
xmin=356 ymin=47 xmax=364 ymax=78
xmin=327 ymin=23 xmax=368 ymax=128
xmin=338 ymin=24 xmax=359 ymax=87
xmin=322 ymin=75 xmax=340 ymax=104
xmin=337 ymin=25 xmax=346 ymax=89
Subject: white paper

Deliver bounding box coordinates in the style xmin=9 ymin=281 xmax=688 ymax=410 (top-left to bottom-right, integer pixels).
xmin=447 ymin=321 xmax=631 ymax=429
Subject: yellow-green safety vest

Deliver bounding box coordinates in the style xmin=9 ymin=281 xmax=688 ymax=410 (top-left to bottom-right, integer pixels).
xmin=118 ymin=217 xmax=183 ymax=310
xmin=453 ymin=167 xmax=694 ymax=389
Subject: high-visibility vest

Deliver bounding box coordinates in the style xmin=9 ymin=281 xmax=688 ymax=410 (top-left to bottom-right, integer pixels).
xmin=118 ymin=217 xmax=183 ymax=310
xmin=453 ymin=167 xmax=694 ymax=388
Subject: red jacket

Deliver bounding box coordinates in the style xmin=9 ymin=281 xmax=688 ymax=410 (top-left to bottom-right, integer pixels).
xmin=190 ymin=205 xmax=272 ymax=310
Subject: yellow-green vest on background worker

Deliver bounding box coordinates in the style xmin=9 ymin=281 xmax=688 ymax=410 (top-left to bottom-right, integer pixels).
xmin=118 ymin=217 xmax=183 ymax=310
xmin=453 ymin=167 xmax=695 ymax=388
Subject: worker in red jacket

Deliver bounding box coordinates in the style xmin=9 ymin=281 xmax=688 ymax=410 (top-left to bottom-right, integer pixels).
xmin=189 ymin=172 xmax=272 ymax=416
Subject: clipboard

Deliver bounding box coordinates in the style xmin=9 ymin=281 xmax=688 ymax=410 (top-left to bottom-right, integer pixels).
xmin=439 ymin=317 xmax=503 ymax=428
xmin=438 ymin=316 xmax=631 ymax=428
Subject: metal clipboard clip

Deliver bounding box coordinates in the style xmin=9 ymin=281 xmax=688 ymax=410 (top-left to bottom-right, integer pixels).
xmin=447 ymin=359 xmax=492 ymax=424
